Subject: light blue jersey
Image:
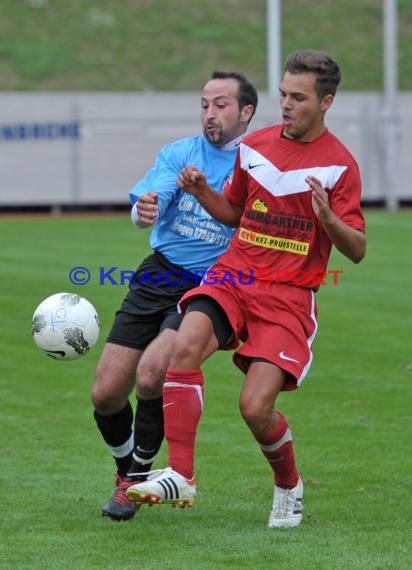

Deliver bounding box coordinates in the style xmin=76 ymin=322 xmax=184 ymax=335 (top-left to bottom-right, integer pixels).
xmin=129 ymin=135 xmax=238 ymax=274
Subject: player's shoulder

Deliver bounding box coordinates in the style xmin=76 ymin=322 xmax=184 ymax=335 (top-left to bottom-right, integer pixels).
xmin=158 ymin=134 xmax=205 ymax=161
xmin=242 ymin=124 xmax=281 ymax=146
xmin=162 ymin=133 xmax=203 ymax=151
xmin=323 ymin=130 xmax=359 ymax=166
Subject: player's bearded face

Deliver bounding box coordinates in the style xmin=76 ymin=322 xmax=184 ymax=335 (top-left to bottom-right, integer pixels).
xmin=203 ymin=120 xmax=223 ymax=144
xmin=202 ymin=113 xmax=242 ymax=147
xmin=201 ymin=78 xmax=245 ymax=147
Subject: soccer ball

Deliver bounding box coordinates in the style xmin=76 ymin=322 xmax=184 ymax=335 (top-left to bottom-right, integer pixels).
xmin=32 ymin=292 xmax=100 ymax=360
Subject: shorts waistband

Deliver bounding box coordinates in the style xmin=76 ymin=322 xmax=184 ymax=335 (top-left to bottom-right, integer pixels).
xmin=153 ymin=250 xmax=197 ymax=277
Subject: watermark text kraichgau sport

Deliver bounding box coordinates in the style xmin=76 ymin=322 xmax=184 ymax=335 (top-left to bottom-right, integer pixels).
xmin=69 ymin=266 xmax=343 ymax=287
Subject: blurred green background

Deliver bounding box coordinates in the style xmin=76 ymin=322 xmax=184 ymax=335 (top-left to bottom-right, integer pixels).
xmin=0 ymin=0 xmax=411 ymax=91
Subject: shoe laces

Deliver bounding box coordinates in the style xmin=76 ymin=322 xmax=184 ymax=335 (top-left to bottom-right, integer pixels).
xmin=272 ymin=487 xmax=297 ymax=517
xmin=143 ymin=467 xmax=173 ymax=481
xmin=111 ymin=474 xmax=137 ymax=506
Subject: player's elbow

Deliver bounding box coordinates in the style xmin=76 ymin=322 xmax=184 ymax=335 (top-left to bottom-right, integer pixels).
xmin=226 ymin=204 xmax=243 ymax=227
xmin=351 ymin=234 xmax=366 ymax=264
xmin=226 ymin=217 xmax=241 ymax=228
xmin=351 ymin=253 xmax=364 ymax=264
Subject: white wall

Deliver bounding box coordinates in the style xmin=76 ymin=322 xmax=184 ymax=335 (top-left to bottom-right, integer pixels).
xmin=1 ymin=91 xmax=410 ymax=206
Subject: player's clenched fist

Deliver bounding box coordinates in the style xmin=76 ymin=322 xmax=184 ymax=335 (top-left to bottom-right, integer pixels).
xmin=177 ymin=165 xmax=207 ymax=196
xmin=136 ymin=191 xmax=159 ymax=225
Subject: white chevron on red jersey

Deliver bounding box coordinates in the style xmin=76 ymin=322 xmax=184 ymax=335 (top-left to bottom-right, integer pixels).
xmin=240 ymin=144 xmax=348 ymax=199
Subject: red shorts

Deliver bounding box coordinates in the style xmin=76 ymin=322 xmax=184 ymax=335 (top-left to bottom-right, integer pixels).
xmin=179 ymin=265 xmax=318 ymax=390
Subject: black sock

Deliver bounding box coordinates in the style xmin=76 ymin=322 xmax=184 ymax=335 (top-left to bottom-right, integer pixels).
xmin=94 ymin=401 xmax=134 ymax=476
xmin=128 ymin=397 xmax=164 ymax=479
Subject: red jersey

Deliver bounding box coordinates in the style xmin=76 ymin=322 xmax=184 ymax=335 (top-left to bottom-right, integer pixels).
xmin=221 ymin=124 xmax=365 ymax=289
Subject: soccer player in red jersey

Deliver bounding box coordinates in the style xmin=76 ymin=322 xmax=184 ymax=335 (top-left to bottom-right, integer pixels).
xmin=127 ymin=49 xmax=366 ymax=528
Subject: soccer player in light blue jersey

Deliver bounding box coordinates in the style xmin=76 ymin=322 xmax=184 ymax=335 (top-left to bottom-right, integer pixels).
xmin=91 ymin=71 xmax=258 ymax=521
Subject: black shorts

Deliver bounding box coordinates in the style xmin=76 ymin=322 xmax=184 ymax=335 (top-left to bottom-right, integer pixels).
xmin=107 ymin=251 xmax=200 ymax=350
xmin=186 ymin=296 xmax=234 ymax=349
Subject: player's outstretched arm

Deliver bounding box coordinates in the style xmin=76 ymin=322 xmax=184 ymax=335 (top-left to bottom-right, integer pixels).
xmin=306 ymin=175 xmax=366 ymax=263
xmin=177 ymin=165 xmax=242 ymax=227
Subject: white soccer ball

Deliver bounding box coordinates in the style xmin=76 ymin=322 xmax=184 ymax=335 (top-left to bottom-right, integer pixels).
xmin=32 ymin=292 xmax=100 ymax=360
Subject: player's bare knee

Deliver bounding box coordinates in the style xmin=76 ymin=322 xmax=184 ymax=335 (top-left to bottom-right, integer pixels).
xmin=91 ymin=377 xmax=116 ymax=412
xmin=239 ymin=397 xmax=266 ymax=430
xmin=91 ymin=381 xmax=129 ymax=414
xmin=91 ymin=366 xmax=107 ymax=407
xmin=170 ymin=334 xmax=202 ymax=368
xmin=91 ymin=358 xmax=135 ymax=413
xmin=91 ymin=387 xmax=112 ymax=413
xmin=136 ymin=361 xmax=165 ymax=398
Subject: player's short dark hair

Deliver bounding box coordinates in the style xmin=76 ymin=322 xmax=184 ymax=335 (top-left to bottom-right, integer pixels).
xmin=210 ymin=70 xmax=258 ymax=121
xmin=284 ymin=49 xmax=341 ymax=99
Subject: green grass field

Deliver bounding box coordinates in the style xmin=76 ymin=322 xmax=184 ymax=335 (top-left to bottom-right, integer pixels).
xmin=1 ymin=211 xmax=411 ymax=569
xmin=1 ymin=0 xmax=412 ymax=91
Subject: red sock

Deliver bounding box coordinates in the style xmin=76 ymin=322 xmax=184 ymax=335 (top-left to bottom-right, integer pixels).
xmin=254 ymin=412 xmax=299 ymax=488
xmin=163 ymin=368 xmax=204 ymax=479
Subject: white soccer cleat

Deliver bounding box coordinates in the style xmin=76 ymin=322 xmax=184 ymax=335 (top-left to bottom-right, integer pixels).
xmin=126 ymin=467 xmax=196 ymax=508
xmin=268 ymin=477 xmax=303 ymax=528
